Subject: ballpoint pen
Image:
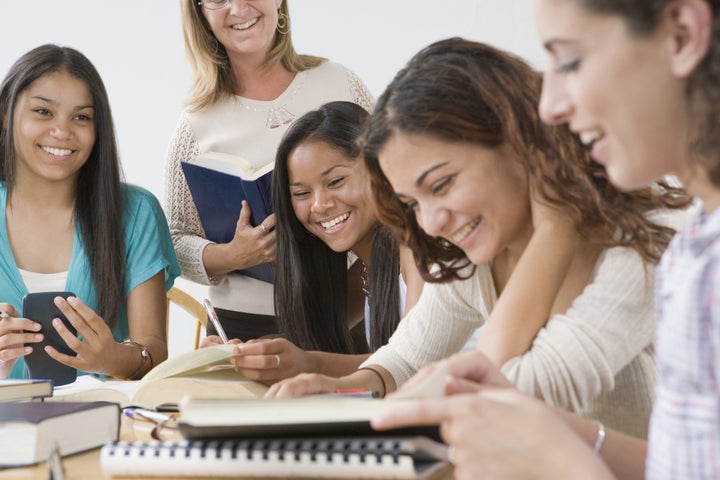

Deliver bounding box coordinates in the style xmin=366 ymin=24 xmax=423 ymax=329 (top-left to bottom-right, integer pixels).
xmin=122 ymin=406 xmax=173 ymax=424
xmin=202 ymin=299 xmax=229 ymax=344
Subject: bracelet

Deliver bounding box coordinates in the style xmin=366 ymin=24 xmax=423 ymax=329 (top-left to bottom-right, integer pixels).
xmin=358 ymin=366 xmax=387 ymax=397
xmin=122 ymin=340 xmax=153 ymax=380
xmin=593 ymin=421 xmax=606 ymax=454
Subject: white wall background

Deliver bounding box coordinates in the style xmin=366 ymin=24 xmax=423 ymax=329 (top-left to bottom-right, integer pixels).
xmin=0 ymin=1 xmax=545 ymax=356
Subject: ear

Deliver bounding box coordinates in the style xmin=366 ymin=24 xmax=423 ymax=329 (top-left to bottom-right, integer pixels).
xmin=664 ymin=0 xmax=713 ymax=77
xmin=276 ymin=0 xmax=284 ymax=10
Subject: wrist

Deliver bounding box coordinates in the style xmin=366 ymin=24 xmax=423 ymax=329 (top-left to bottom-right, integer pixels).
xmin=119 ymin=340 xmax=153 ymax=380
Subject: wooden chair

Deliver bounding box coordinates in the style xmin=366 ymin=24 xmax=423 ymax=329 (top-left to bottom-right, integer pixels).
xmin=166 ymin=286 xmax=208 ymax=350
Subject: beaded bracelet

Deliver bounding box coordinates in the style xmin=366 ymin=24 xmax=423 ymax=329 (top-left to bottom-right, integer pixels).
xmin=593 ymin=421 xmax=606 ymax=454
xmin=122 ymin=340 xmax=153 ymax=380
xmin=358 ymin=366 xmax=387 ymax=398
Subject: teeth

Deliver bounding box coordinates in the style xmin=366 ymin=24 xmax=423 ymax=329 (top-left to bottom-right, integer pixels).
xmin=41 ymin=146 xmax=72 ymax=156
xmin=579 ymin=130 xmax=601 ymax=146
xmin=321 ymin=212 xmax=350 ymax=230
xmin=450 ymin=218 xmax=480 ymax=244
xmin=231 ymin=17 xmax=259 ymax=30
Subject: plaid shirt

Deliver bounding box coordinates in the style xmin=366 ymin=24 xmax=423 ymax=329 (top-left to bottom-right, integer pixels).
xmin=647 ymin=207 xmax=720 ymax=479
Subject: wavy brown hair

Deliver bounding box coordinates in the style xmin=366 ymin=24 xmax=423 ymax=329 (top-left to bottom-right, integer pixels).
xmin=180 ymin=0 xmax=325 ymax=111
xmin=363 ymin=38 xmax=692 ymax=283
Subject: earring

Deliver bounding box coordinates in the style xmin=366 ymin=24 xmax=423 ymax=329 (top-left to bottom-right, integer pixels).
xmin=276 ymin=10 xmax=289 ymax=35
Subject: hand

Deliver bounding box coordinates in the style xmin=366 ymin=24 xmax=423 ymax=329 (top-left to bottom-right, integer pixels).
xmin=389 ymin=349 xmax=513 ymax=399
xmin=375 ymin=388 xmax=611 ymax=480
xmin=199 ymin=335 xmax=242 ymax=348
xmin=265 ymin=372 xmax=348 ymax=398
xmin=228 ymin=201 xmax=277 ymax=268
xmin=529 ymin=185 xmax=577 ymax=239
xmin=44 ymin=295 xmax=122 ymax=375
xmin=0 ymin=303 xmax=41 ymax=377
xmin=231 ymin=338 xmax=315 ymax=384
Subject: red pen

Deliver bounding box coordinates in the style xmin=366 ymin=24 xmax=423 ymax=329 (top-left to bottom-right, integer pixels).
xmin=332 ymin=389 xmax=381 ymax=398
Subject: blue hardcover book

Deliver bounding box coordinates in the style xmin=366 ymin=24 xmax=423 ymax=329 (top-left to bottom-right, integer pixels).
xmin=181 ymin=152 xmax=274 ymax=283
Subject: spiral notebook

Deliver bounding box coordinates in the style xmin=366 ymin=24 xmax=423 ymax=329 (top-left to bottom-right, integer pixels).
xmin=100 ymin=436 xmax=449 ymax=479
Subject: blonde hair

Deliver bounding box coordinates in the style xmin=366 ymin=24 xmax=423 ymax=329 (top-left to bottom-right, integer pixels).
xmin=180 ymin=0 xmax=325 ymax=111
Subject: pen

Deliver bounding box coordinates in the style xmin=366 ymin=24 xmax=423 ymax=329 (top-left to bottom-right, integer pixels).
xmin=202 ymin=299 xmax=229 ymax=344
xmin=331 ymin=389 xmax=381 ymax=398
xmin=123 ymin=406 xmax=173 ymax=424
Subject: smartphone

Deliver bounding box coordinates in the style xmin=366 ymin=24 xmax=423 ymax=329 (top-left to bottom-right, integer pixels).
xmin=22 ymin=291 xmax=77 ymax=386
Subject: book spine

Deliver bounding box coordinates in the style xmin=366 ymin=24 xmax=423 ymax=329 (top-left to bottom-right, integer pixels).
xmin=101 ymin=439 xmax=416 ymax=478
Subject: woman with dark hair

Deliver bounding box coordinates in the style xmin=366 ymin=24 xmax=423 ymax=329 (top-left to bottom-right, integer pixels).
xmin=268 ymin=38 xmax=691 ymax=442
xmin=203 ymin=101 xmax=424 ymax=382
xmin=0 ymin=44 xmax=180 ymax=380
xmin=164 ymin=0 xmax=373 ymax=342
xmin=367 ymin=1 xmax=720 ymax=477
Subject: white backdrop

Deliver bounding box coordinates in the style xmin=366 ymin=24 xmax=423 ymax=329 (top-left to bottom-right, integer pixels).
xmin=0 ymin=1 xmax=544 ymax=354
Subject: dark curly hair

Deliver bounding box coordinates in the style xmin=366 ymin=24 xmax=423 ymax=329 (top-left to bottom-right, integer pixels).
xmin=363 ymin=38 xmax=691 ymax=283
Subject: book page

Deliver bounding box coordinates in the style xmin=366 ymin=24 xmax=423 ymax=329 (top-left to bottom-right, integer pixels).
xmin=139 ymin=343 xmax=238 ymax=383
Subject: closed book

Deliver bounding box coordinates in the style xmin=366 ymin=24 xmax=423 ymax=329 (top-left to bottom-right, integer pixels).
xmin=49 ymin=344 xmax=268 ymax=409
xmin=0 ymin=401 xmax=119 ymax=466
xmin=0 ymin=379 xmax=53 ymax=403
xmin=181 ymin=151 xmax=274 ymax=283
xmin=101 ymin=436 xmax=449 ymax=479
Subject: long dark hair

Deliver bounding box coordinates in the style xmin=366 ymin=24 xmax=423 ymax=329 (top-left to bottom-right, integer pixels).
xmin=0 ymin=44 xmax=126 ymax=328
xmin=364 ymin=38 xmax=691 ymax=283
xmin=272 ymin=101 xmax=401 ymax=352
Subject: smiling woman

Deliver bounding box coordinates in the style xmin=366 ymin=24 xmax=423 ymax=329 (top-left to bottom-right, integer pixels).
xmin=0 ymin=44 xmax=180 ymax=381
xmin=267 ymin=38 xmax=692 ymax=441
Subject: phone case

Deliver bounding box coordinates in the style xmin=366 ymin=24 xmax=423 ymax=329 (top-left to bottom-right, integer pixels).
xmin=22 ymin=291 xmax=77 ymax=386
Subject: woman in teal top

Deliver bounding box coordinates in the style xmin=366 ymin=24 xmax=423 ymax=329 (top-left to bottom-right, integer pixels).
xmin=0 ymin=45 xmax=180 ymax=380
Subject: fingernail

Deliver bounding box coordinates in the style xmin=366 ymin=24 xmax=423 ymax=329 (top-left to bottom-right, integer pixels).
xmin=34 ymin=334 xmax=43 ymax=341
xmin=52 ymin=318 xmax=62 ymax=328
xmin=24 ymin=346 xmax=32 ymax=354
xmin=67 ymin=296 xmax=78 ymax=305
xmin=32 ymin=323 xmax=41 ymax=331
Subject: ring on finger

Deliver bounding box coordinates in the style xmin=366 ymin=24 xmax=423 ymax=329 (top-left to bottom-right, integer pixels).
xmin=260 ymin=223 xmax=269 ymax=234
xmin=273 ymin=354 xmax=281 ymax=368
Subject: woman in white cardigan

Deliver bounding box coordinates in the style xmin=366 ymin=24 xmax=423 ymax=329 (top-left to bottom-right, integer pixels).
xmin=266 ymin=38 xmax=691 ymax=439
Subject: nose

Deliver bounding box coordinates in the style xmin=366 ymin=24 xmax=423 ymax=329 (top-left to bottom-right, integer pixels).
xmin=49 ymin=118 xmax=73 ymax=140
xmin=311 ymin=189 xmax=334 ymax=214
xmin=228 ymin=0 xmax=248 ymax=15
xmin=416 ymin=200 xmax=450 ymax=239
xmin=538 ymin=69 xmax=573 ymax=126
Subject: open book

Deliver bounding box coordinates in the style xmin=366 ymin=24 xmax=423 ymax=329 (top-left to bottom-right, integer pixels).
xmin=181 ymin=151 xmax=274 ymax=283
xmin=49 ymin=344 xmax=267 ymax=409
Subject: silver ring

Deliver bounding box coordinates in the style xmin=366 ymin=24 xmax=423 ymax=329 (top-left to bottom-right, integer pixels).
xmin=273 ymin=354 xmax=281 ymax=368
xmin=260 ymin=223 xmax=269 ymax=234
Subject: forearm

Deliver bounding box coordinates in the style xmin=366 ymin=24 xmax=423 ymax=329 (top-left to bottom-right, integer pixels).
xmin=334 ymin=365 xmax=398 ymax=397
xmin=478 ymin=222 xmax=577 ymax=365
xmin=556 ymin=407 xmax=645 ymax=480
xmin=305 ymin=352 xmax=371 ymax=377
xmin=105 ymin=335 xmax=166 ymax=380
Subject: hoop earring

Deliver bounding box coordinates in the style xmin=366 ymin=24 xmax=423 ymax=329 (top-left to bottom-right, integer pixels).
xmin=276 ymin=10 xmax=289 ymax=35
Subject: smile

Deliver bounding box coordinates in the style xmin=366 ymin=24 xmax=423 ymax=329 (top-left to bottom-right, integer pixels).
xmin=449 ymin=217 xmax=480 ymax=244
xmin=40 ymin=145 xmax=73 ymax=156
xmin=231 ymin=17 xmax=259 ymax=30
xmin=320 ymin=212 xmax=350 ymax=231
xmin=579 ymin=129 xmax=604 ymax=147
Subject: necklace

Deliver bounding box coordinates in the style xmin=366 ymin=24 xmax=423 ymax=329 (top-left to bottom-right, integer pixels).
xmin=360 ymin=262 xmax=370 ymax=298
xmin=237 ymin=72 xmax=304 ymax=129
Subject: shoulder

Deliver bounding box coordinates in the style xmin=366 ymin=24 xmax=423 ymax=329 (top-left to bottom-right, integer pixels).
xmin=121 ymin=184 xmax=164 ymax=218
xmin=303 ymin=60 xmax=361 ymax=85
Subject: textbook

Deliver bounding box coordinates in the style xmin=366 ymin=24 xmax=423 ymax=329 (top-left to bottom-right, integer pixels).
xmin=101 ymin=436 xmax=449 ymax=479
xmin=0 ymin=379 xmax=53 ymax=403
xmin=181 ymin=151 xmax=274 ymax=283
xmin=178 ymin=395 xmax=441 ymax=440
xmin=0 ymin=401 xmax=119 ymax=466
xmin=49 ymin=344 xmax=268 ymax=409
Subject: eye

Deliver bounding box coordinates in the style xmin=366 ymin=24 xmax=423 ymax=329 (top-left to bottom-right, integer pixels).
xmin=431 ymin=175 xmax=454 ymax=194
xmin=74 ymin=113 xmax=92 ymax=122
xmin=291 ymin=189 xmax=310 ymax=199
xmin=327 ymin=176 xmax=346 ymax=188
xmin=32 ymin=108 xmax=51 ymax=117
xmin=557 ymin=58 xmax=581 ymax=74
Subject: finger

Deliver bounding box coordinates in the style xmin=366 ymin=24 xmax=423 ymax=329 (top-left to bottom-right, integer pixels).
xmin=0 ymin=344 xmax=33 ymax=363
xmin=370 ymin=397 xmax=458 ymax=430
xmin=0 ymin=315 xmax=41 ymax=335
xmin=443 ymin=350 xmax=513 ymax=388
xmin=50 ymin=317 xmax=82 ymax=352
xmin=0 ymin=303 xmax=19 ymax=318
xmin=44 ymin=344 xmax=80 ymax=368
xmin=53 ymin=296 xmax=96 ymax=339
xmin=199 ymin=335 xmax=223 ymax=348
xmin=237 ymin=200 xmax=253 ymax=227
xmin=444 ymin=375 xmax=485 ymax=395
xmin=0 ymin=330 xmax=44 ymax=349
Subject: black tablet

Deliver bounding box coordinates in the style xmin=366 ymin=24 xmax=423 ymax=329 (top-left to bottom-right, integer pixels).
xmin=22 ymin=291 xmax=77 ymax=386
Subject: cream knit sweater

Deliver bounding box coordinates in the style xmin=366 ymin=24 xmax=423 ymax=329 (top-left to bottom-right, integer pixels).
xmin=363 ymin=210 xmax=689 ymax=439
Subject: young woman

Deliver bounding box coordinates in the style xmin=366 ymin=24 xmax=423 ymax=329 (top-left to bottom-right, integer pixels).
xmin=164 ymin=0 xmax=373 ymax=342
xmin=371 ymin=1 xmax=720 ymax=478
xmin=0 ymin=45 xmax=180 ymax=380
xmin=203 ymin=101 xmax=424 ymax=382
xmin=267 ymin=38 xmax=691 ymax=442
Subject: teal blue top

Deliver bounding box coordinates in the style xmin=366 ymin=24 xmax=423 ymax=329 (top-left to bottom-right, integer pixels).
xmin=1 ymin=183 xmax=181 ymax=379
